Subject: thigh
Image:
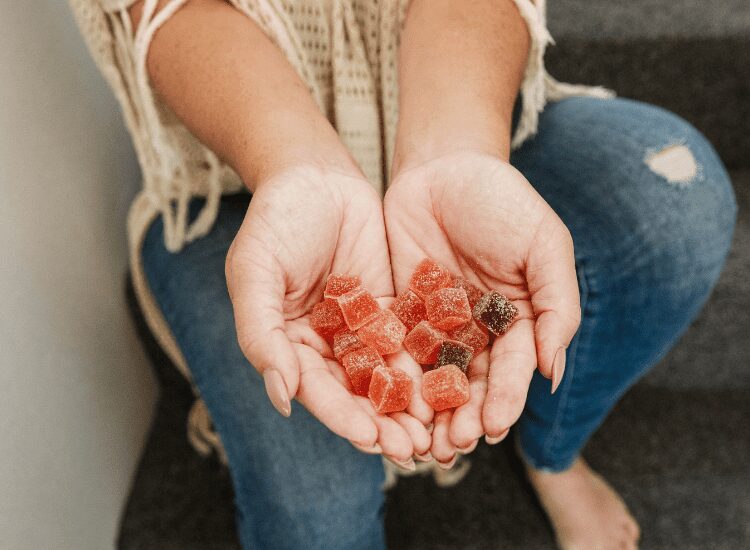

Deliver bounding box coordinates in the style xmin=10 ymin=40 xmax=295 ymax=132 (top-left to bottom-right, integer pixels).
xmin=141 ymin=195 xmax=386 ymax=550
xmin=511 ymin=97 xmax=736 ymax=467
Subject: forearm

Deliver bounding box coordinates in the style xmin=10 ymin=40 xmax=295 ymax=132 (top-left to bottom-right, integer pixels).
xmin=392 ymin=0 xmax=529 ymax=174
xmin=129 ymin=0 xmax=357 ymax=189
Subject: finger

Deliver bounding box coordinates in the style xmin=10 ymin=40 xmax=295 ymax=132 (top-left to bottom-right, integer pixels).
xmin=357 ymin=398 xmax=414 ymax=462
xmin=226 ymin=237 xmax=299 ymax=415
xmin=482 ymin=315 xmax=537 ymax=438
xmin=526 ymin=215 xmax=581 ymax=385
xmin=431 ymin=410 xmax=457 ymax=464
xmin=294 ymin=345 xmax=378 ymax=447
xmin=385 ymin=350 xmax=434 ymax=425
xmin=285 ymin=317 xmax=332 ymax=358
xmin=449 ymin=349 xmax=490 ymax=448
xmin=323 ymin=356 xmax=351 ymax=389
xmin=390 ymin=411 xmax=431 ymax=456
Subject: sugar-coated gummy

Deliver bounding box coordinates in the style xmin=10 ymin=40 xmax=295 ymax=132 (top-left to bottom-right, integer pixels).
xmin=403 ymin=321 xmax=447 ymax=365
xmin=336 ymin=288 xmax=381 ymax=330
xmin=389 ymin=289 xmax=427 ymax=332
xmin=450 ymin=276 xmax=484 ymax=309
xmin=408 ymin=259 xmax=452 ymax=300
xmin=425 ymin=287 xmax=472 ymax=331
xmin=448 ymin=319 xmax=490 ymax=356
xmin=473 ymin=290 xmax=518 ymax=335
xmin=333 ymin=328 xmax=364 ymax=361
xmin=368 ymin=366 xmax=413 ymax=414
xmin=324 ymin=274 xmax=361 ymax=299
xmin=422 ymin=364 xmax=470 ymax=411
xmin=357 ymin=310 xmax=407 ymax=355
xmin=310 ymin=299 xmax=346 ymax=340
xmin=343 ymin=345 xmax=385 ymax=396
xmin=436 ymin=339 xmax=474 ymax=373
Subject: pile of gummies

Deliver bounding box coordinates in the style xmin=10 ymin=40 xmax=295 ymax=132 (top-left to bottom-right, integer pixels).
xmin=310 ymin=259 xmax=518 ymax=415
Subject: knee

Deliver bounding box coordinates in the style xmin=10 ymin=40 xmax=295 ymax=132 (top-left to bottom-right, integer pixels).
xmin=640 ymin=110 xmax=736 ymax=284
xmin=588 ymin=100 xmax=737 ymax=288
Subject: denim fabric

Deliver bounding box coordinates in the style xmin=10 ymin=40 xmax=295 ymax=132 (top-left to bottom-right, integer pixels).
xmin=510 ymin=98 xmax=736 ymax=471
xmin=141 ymin=194 xmax=387 ymax=550
xmin=141 ymin=97 xmax=736 ymax=548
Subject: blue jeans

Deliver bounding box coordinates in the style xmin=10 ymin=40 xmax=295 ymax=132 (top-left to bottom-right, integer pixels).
xmin=141 ymin=98 xmax=736 ymax=549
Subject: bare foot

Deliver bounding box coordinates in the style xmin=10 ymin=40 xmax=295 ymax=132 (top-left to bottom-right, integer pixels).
xmin=525 ymin=457 xmax=640 ymax=550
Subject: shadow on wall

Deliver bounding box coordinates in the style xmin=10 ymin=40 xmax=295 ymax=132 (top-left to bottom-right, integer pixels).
xmin=0 ymin=3 xmax=156 ymax=550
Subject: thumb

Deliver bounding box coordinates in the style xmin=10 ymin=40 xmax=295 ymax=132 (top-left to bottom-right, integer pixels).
xmin=525 ymin=214 xmax=581 ymax=393
xmin=225 ymin=237 xmax=300 ymax=417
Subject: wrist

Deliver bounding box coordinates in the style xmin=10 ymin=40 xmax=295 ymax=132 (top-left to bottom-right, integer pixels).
xmin=391 ymin=115 xmax=512 ymax=179
xmin=391 ymin=144 xmax=510 ymax=184
xmin=233 ymin=109 xmax=362 ymax=191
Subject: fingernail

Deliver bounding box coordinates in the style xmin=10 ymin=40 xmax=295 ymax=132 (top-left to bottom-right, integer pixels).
xmin=351 ymin=441 xmax=383 ymax=454
xmin=415 ymin=450 xmax=433 ymax=462
xmin=425 ymin=423 xmax=434 ymax=434
xmin=485 ymin=429 xmax=509 ymax=445
xmin=386 ymin=456 xmax=416 ymax=471
xmin=457 ymin=439 xmax=478 ymax=455
xmin=263 ymin=369 xmax=291 ymax=417
xmin=436 ymin=455 xmax=457 ymax=470
xmin=551 ymin=347 xmax=566 ymax=394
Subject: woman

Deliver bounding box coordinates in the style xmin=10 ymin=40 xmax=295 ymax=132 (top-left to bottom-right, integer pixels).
xmin=71 ymin=0 xmax=736 ymax=548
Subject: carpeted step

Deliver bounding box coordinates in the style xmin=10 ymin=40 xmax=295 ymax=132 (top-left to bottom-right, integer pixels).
xmin=545 ymin=0 xmax=750 ymax=169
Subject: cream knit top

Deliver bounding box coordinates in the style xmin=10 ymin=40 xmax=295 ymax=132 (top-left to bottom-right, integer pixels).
xmin=68 ymin=0 xmax=611 ymax=464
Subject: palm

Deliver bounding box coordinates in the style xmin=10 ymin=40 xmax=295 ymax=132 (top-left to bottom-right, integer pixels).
xmin=227 ymin=166 xmax=430 ymax=460
xmin=385 ymin=152 xmax=580 ymax=458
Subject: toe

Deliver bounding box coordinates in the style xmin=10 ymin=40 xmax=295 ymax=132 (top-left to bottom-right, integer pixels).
xmin=625 ymin=517 xmax=641 ymax=541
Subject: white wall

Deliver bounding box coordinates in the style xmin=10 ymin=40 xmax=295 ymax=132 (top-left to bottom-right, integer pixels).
xmin=0 ymin=3 xmax=157 ymax=549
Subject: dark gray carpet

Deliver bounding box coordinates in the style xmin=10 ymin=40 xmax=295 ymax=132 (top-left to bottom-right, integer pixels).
xmin=548 ymin=0 xmax=750 ymax=40
xmin=118 ymin=171 xmax=750 ymax=550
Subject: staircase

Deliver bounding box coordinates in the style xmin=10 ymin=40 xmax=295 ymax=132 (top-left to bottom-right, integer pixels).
xmin=118 ymin=2 xmax=750 ymax=548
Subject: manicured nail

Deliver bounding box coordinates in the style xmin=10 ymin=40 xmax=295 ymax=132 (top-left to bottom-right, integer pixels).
xmin=351 ymin=441 xmax=383 ymax=454
xmin=457 ymin=439 xmax=478 ymax=455
xmin=485 ymin=429 xmax=509 ymax=445
xmin=386 ymin=456 xmax=416 ymax=471
xmin=263 ymin=369 xmax=291 ymax=417
xmin=425 ymin=423 xmax=434 ymax=434
xmin=415 ymin=450 xmax=433 ymax=462
xmin=437 ymin=455 xmax=457 ymax=470
xmin=551 ymin=347 xmax=566 ymax=394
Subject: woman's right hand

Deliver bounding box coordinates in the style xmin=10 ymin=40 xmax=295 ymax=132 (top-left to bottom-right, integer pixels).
xmin=225 ymin=164 xmax=432 ymax=465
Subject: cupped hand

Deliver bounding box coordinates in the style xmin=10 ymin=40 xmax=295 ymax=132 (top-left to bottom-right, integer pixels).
xmin=225 ymin=165 xmax=431 ymax=464
xmin=384 ymin=152 xmax=581 ymax=460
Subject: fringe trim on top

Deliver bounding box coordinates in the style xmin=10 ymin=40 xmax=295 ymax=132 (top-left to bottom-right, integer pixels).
xmin=510 ymin=0 xmax=615 ymax=150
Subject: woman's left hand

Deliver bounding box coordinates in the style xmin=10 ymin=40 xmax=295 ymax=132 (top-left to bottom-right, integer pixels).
xmin=384 ymin=151 xmax=581 ymax=463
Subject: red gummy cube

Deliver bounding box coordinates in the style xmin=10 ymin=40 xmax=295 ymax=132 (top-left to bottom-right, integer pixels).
xmin=357 ymin=310 xmax=407 ymax=355
xmin=473 ymin=290 xmax=519 ymax=335
xmin=310 ymin=299 xmax=346 ymax=340
xmin=425 ymin=287 xmax=472 ymax=331
xmin=333 ymin=328 xmax=364 ymax=361
xmin=389 ymin=289 xmax=427 ymax=332
xmin=435 ymin=339 xmax=474 ymax=373
xmin=450 ymin=276 xmax=484 ymax=309
xmin=368 ymin=366 xmax=413 ymax=414
xmin=408 ymin=258 xmax=452 ymax=300
xmin=337 ymin=288 xmax=380 ymax=330
xmin=323 ymin=274 xmax=361 ymax=298
xmin=403 ymin=321 xmax=447 ymax=365
xmin=343 ymin=345 xmax=385 ymax=396
xmin=422 ymin=364 xmax=470 ymax=411
xmin=448 ymin=319 xmax=490 ymax=356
